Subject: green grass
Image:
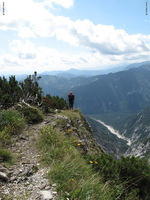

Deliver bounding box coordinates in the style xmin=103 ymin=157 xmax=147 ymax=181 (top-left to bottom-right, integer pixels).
xmin=0 ymin=109 xmax=25 ymax=165
xmin=37 ymin=110 xmax=148 ymax=200
xmin=0 ymin=109 xmax=25 ymax=148
xmin=16 ymin=105 xmax=44 ymax=124
xmin=38 ymin=125 xmax=126 ymax=200
xmin=0 ymin=148 xmax=13 ymax=164
xmin=0 ymin=128 xmax=11 ymax=146
xmin=60 ymin=109 xmax=82 ymax=126
xmin=0 ymin=193 xmax=30 ymax=200
xmin=0 ymin=109 xmax=25 ymax=134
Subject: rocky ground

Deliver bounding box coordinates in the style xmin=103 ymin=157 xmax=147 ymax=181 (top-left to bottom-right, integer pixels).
xmin=0 ymin=110 xmax=102 ymax=200
xmin=0 ymin=114 xmax=57 ymax=200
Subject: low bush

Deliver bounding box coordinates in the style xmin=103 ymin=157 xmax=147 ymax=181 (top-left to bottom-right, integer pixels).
xmin=0 ymin=109 xmax=25 ymax=166
xmin=0 ymin=148 xmax=12 ymax=163
xmin=0 ymin=110 xmax=25 ymax=134
xmin=86 ymin=154 xmax=150 ymax=200
xmin=0 ymin=128 xmax=11 ymax=146
xmin=42 ymin=95 xmax=68 ymax=113
xmin=17 ymin=104 xmax=44 ymax=124
xmin=118 ymin=156 xmax=150 ymax=200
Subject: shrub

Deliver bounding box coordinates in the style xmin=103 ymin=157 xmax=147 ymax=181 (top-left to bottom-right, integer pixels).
xmin=0 ymin=148 xmax=12 ymax=163
xmin=17 ymin=104 xmax=44 ymax=124
xmin=42 ymin=95 xmax=68 ymax=113
xmin=0 ymin=110 xmax=25 ymax=134
xmin=0 ymin=128 xmax=11 ymax=146
xmin=86 ymin=154 xmax=150 ymax=200
xmin=86 ymin=153 xmax=120 ymax=181
xmin=118 ymin=156 xmax=150 ymax=200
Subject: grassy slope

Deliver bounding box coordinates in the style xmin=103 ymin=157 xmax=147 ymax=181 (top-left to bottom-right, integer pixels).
xmin=0 ymin=109 xmax=26 ymax=165
xmin=1 ymin=108 xmax=149 ymax=200
xmin=37 ymin=110 xmax=141 ymax=200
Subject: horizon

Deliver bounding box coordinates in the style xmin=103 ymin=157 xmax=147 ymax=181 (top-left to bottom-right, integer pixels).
xmin=1 ymin=60 xmax=150 ymax=76
xmin=0 ymin=0 xmax=150 ymax=74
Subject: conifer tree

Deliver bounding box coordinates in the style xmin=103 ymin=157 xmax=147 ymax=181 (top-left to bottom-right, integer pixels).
xmin=0 ymin=76 xmax=21 ymax=108
xmin=20 ymin=71 xmax=42 ymax=105
xmin=0 ymin=72 xmax=42 ymax=108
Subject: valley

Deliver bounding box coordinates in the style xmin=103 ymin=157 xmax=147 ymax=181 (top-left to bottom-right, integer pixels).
xmin=93 ymin=118 xmax=131 ymax=146
xmin=39 ymin=62 xmax=150 ymax=158
xmin=14 ymin=62 xmax=150 ymax=158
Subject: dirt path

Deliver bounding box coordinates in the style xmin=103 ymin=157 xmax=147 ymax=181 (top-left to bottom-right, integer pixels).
xmin=0 ymin=114 xmax=57 ymax=200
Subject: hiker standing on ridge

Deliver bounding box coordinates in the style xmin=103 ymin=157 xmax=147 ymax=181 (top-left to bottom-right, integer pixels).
xmin=68 ymin=92 xmax=75 ymax=110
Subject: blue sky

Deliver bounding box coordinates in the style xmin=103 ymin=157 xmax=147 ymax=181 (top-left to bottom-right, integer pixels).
xmin=0 ymin=0 xmax=150 ymax=74
xmin=58 ymin=0 xmax=149 ymax=34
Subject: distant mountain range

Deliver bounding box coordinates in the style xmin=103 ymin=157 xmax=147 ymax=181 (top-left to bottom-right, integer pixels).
xmin=3 ymin=61 xmax=150 ymax=79
xmin=38 ymin=61 xmax=150 ymax=103
xmin=40 ymin=66 xmax=123 ymax=77
xmin=40 ymin=61 xmax=150 ymax=77
xmin=74 ymin=64 xmax=150 ymax=114
xmin=38 ymin=75 xmax=95 ymax=97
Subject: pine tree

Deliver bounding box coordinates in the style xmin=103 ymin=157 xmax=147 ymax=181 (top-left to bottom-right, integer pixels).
xmin=20 ymin=71 xmax=42 ymax=105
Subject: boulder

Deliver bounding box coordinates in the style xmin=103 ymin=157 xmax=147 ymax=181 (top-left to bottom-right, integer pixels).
xmin=0 ymin=172 xmax=9 ymax=182
xmin=40 ymin=190 xmax=53 ymax=200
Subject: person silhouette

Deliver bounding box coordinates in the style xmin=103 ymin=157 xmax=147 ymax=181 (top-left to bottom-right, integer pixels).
xmin=68 ymin=92 xmax=75 ymax=110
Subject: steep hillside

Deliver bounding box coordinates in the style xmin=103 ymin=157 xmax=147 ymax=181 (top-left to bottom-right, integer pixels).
xmin=87 ymin=107 xmax=150 ymax=158
xmin=122 ymin=107 xmax=150 ymax=157
xmin=74 ymin=65 xmax=150 ymax=114
xmin=86 ymin=117 xmax=128 ymax=157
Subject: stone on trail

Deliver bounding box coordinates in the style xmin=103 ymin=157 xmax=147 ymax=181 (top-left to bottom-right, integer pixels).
xmin=40 ymin=190 xmax=53 ymax=200
xmin=0 ymin=172 xmax=9 ymax=182
xmin=0 ymin=165 xmax=9 ymax=173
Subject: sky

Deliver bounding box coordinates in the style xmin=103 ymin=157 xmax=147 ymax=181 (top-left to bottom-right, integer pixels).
xmin=0 ymin=0 xmax=150 ymax=74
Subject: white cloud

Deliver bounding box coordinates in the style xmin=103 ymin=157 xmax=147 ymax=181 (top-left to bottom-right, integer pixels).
xmin=1 ymin=39 xmax=150 ymax=75
xmin=2 ymin=1 xmax=150 ymax=55
xmin=0 ymin=0 xmax=150 ymax=74
xmin=0 ymin=40 xmax=103 ymax=74
xmin=72 ymin=20 xmax=150 ymax=55
xmin=43 ymin=0 xmax=74 ymax=8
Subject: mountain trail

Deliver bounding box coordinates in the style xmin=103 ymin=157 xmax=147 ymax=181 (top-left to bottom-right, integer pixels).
xmin=0 ymin=114 xmax=57 ymax=200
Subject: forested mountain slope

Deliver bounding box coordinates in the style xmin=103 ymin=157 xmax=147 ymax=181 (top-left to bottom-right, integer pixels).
xmin=38 ymin=75 xmax=95 ymax=96
xmin=74 ymin=65 xmax=150 ymax=114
